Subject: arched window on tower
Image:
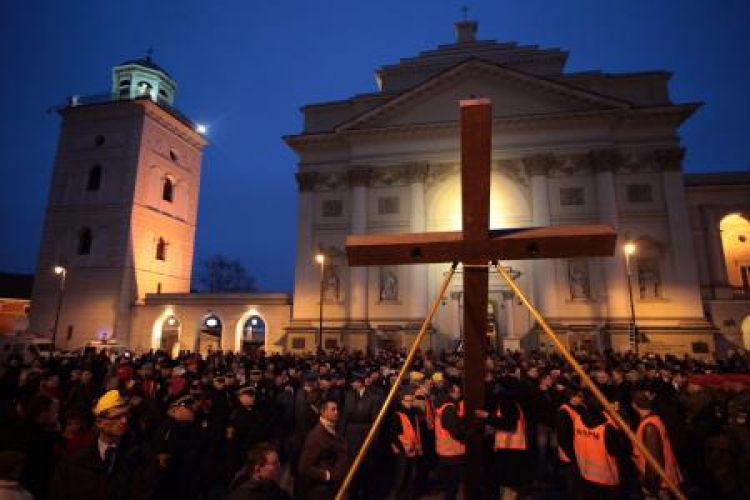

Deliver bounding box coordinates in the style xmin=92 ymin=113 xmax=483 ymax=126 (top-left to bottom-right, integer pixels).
xmin=78 ymin=228 xmax=92 ymax=255
xmin=86 ymin=165 xmax=102 ymax=191
xmin=162 ymin=178 xmax=174 ymax=203
xmin=119 ymin=79 xmax=130 ymax=98
xmin=156 ymin=238 xmax=167 ymax=261
xmin=137 ymin=81 xmax=153 ymax=97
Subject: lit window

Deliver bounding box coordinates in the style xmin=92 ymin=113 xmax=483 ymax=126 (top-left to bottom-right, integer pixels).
xmin=78 ymin=228 xmax=92 ymax=255
xmin=162 ymin=178 xmax=174 ymax=202
xmin=86 ymin=165 xmax=102 ymax=191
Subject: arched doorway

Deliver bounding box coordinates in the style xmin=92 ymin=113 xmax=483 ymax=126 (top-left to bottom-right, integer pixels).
xmin=720 ymin=213 xmax=750 ymax=292
xmin=742 ymin=315 xmax=750 ymax=351
xmin=160 ymin=315 xmax=181 ymax=356
xmin=198 ymin=314 xmax=222 ymax=355
xmin=241 ymin=315 xmax=266 ymax=355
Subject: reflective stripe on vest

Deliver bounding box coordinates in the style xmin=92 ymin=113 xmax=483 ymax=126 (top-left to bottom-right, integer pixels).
xmin=493 ymin=402 xmax=528 ymax=451
xmin=572 ymin=413 xmax=620 ymax=486
xmin=634 ymin=414 xmax=683 ymax=489
xmin=558 ymin=404 xmax=577 ymax=463
xmin=435 ymin=402 xmax=465 ymax=457
xmin=424 ymin=399 xmax=435 ymax=430
xmin=397 ymin=411 xmax=423 ymax=457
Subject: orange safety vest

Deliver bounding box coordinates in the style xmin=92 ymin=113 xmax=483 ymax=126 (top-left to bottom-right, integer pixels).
xmin=397 ymin=411 xmax=423 ymax=457
xmin=558 ymin=404 xmax=577 ymax=463
xmin=572 ymin=412 xmax=620 ymax=486
xmin=634 ymin=414 xmax=682 ymax=489
xmin=493 ymin=402 xmax=528 ymax=451
xmin=435 ymin=402 xmax=466 ymax=457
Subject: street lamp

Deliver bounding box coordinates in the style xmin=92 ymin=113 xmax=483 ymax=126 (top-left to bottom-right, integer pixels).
xmin=623 ymin=243 xmax=638 ymax=355
xmin=315 ymin=253 xmax=326 ymax=351
xmin=52 ymin=266 xmax=67 ymax=350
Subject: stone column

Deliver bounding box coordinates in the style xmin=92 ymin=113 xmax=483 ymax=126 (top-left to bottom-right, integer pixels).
xmin=701 ymin=205 xmax=732 ymax=299
xmin=409 ymin=163 xmax=429 ymax=321
xmin=292 ymin=172 xmax=318 ymax=320
xmin=657 ymin=149 xmax=708 ymax=312
xmin=347 ymin=168 xmax=371 ymax=326
xmin=591 ymin=149 xmax=629 ymax=318
xmin=501 ymin=290 xmax=520 ymax=351
xmin=524 ymin=155 xmax=558 ymax=318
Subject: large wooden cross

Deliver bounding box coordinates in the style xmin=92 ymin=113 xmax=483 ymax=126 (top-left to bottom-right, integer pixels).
xmin=345 ymin=98 xmax=616 ymax=497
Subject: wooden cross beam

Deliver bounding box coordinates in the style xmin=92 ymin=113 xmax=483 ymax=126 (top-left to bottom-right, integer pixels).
xmin=345 ymin=98 xmax=616 ymax=498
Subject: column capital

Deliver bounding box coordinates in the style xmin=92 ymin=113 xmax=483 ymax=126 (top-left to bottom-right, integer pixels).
xmin=347 ymin=168 xmax=372 ymax=188
xmin=407 ymin=162 xmax=429 ymax=183
xmin=295 ymin=171 xmax=319 ymax=192
xmin=653 ymin=148 xmax=685 ymax=172
xmin=589 ymin=149 xmax=623 ymax=173
xmin=523 ymin=154 xmax=556 ymax=177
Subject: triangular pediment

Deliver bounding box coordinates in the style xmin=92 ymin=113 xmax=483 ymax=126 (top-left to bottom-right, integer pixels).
xmin=337 ymin=59 xmax=631 ymax=131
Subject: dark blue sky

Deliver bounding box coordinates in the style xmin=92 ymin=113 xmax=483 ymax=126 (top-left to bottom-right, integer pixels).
xmin=2 ymin=1 xmax=749 ymax=293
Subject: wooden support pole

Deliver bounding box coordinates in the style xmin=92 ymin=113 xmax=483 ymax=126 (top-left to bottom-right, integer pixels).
xmin=335 ymin=263 xmax=458 ymax=500
xmin=494 ymin=262 xmax=686 ymax=500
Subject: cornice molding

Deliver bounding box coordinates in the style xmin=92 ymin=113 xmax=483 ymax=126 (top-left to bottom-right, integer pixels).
xmin=590 ymin=149 xmax=623 ymax=173
xmin=653 ymin=148 xmax=685 ymax=172
xmin=523 ymin=154 xmax=557 ymax=177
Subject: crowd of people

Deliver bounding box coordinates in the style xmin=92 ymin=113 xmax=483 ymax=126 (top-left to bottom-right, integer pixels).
xmin=0 ymin=344 xmax=748 ymax=500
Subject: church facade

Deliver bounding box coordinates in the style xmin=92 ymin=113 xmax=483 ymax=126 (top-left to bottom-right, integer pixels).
xmin=284 ymin=21 xmax=750 ymax=355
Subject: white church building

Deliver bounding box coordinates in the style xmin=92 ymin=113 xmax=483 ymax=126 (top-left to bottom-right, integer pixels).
xmin=283 ymin=21 xmax=750 ymax=356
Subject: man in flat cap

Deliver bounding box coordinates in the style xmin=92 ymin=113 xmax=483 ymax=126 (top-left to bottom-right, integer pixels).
xmin=50 ymin=390 xmax=155 ymax=500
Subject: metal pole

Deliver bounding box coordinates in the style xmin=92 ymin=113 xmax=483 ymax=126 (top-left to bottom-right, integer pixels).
xmin=51 ymin=269 xmax=66 ymax=350
xmin=494 ymin=263 xmax=686 ymax=500
xmin=335 ymin=262 xmax=458 ymax=500
xmin=625 ymin=253 xmax=638 ymax=355
xmin=319 ymin=260 xmax=324 ymax=351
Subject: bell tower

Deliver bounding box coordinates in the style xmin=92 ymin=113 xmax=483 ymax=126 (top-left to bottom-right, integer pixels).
xmin=28 ymin=57 xmax=207 ymax=349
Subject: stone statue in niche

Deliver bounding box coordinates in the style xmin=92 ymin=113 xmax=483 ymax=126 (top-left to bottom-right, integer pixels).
xmin=637 ymin=258 xmax=662 ymax=299
xmin=324 ymin=267 xmax=340 ymax=302
xmin=380 ymin=269 xmax=398 ymax=301
xmin=568 ymin=260 xmax=591 ymax=300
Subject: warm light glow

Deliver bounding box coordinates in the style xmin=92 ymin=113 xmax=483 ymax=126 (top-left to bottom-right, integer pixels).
xmin=196 ymin=123 xmax=208 ymax=134
xmin=54 ymin=266 xmax=66 ymax=275
xmin=167 ymin=317 xmax=177 ymax=326
xmin=206 ymin=317 xmax=219 ymax=328
xmin=624 ymin=242 xmax=636 ymax=256
xmin=315 ymin=253 xmax=325 ymax=265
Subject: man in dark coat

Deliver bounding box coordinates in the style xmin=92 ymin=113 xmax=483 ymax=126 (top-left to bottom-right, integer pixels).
xmin=338 ymin=372 xmax=382 ymax=499
xmin=49 ymin=390 xmax=155 ymax=500
xmin=298 ymin=397 xmax=348 ymax=500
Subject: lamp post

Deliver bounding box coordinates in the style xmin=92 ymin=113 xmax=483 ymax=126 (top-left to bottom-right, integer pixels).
xmin=52 ymin=266 xmax=67 ymax=350
xmin=315 ymin=253 xmax=325 ymax=351
xmin=623 ymin=243 xmax=638 ymax=355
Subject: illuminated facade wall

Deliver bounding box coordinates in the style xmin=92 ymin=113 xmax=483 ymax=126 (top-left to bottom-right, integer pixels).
xmin=286 ymin=21 xmax=726 ymax=355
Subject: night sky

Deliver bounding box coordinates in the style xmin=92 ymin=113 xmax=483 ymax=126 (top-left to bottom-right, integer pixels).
xmin=2 ymin=1 xmax=749 ymax=293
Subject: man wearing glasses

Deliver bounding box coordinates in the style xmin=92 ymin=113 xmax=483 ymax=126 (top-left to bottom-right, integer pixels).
xmin=50 ymin=390 xmax=155 ymax=500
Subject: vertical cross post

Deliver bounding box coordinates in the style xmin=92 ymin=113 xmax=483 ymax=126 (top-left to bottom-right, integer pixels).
xmin=460 ymin=98 xmax=491 ymax=498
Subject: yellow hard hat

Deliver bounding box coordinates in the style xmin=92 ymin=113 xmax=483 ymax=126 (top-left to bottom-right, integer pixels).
xmin=93 ymin=390 xmax=127 ymax=416
xmin=431 ymin=372 xmax=444 ymax=383
xmin=409 ymin=371 xmax=425 ymax=382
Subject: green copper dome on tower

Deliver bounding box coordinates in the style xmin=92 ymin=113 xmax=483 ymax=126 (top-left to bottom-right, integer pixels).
xmin=112 ymin=52 xmax=177 ymax=105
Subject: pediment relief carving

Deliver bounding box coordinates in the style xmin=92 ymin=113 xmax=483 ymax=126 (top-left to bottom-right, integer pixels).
xmin=370 ymin=166 xmax=410 ymax=187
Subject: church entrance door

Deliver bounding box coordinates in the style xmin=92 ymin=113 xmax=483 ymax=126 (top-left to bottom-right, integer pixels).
xmin=160 ymin=315 xmax=180 ymax=356
xmin=198 ymin=314 xmax=222 ymax=355
xmin=241 ymin=315 xmax=265 ymax=355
